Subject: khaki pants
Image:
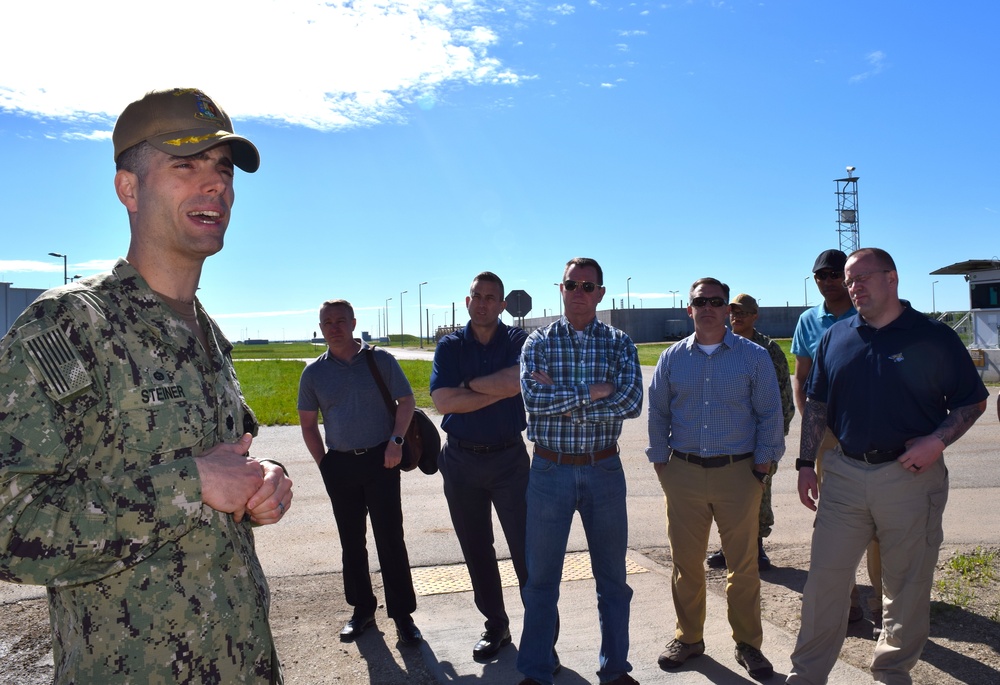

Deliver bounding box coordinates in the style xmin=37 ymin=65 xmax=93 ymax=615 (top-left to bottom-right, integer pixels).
xmin=659 ymin=456 xmax=764 ymax=648
xmin=788 ymin=447 xmax=948 ymax=684
xmin=817 ymin=429 xmax=883 ymax=617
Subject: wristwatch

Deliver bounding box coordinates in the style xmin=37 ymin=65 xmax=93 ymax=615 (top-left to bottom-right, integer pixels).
xmin=752 ymin=470 xmax=772 ymax=486
xmin=795 ymin=458 xmax=815 ymax=471
xmin=390 ymin=435 xmax=405 ymax=446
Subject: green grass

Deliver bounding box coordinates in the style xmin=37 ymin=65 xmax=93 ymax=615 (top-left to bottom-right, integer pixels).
xmin=234 ymin=357 xmax=434 ymax=426
xmin=234 ymin=360 xmax=305 ymax=426
xmin=949 ymin=547 xmax=997 ymax=583
xmin=933 ymin=547 xmax=1000 ymax=614
xmin=231 ymin=342 xmax=325 ymax=360
xmin=636 ymin=338 xmax=794 ymax=368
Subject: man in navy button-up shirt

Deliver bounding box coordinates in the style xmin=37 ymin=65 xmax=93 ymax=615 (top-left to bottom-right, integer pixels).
xmin=431 ymin=272 xmax=530 ymax=662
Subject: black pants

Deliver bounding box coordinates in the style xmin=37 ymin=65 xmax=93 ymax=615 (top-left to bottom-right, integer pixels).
xmin=320 ymin=444 xmax=416 ymax=620
xmin=440 ymin=438 xmax=530 ymax=631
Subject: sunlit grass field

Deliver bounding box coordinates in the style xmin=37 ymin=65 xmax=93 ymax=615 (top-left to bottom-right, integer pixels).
xmin=234 ymin=357 xmax=434 ymax=426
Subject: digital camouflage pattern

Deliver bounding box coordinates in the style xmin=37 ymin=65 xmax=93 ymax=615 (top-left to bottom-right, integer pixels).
xmin=750 ymin=329 xmax=794 ymax=436
xmin=750 ymin=328 xmax=793 ymax=539
xmin=0 ymin=259 xmax=281 ymax=684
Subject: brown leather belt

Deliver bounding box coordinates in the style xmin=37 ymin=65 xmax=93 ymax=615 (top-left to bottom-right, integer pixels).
xmin=534 ymin=444 xmax=619 ymax=466
xmin=670 ymin=450 xmax=753 ymax=468
xmin=842 ymin=447 xmax=905 ymax=465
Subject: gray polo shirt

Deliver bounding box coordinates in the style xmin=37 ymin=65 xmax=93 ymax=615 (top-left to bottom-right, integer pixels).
xmin=298 ymin=342 xmax=412 ymax=451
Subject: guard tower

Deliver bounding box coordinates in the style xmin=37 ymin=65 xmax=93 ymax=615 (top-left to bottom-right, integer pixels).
xmin=834 ymin=166 xmax=860 ymax=254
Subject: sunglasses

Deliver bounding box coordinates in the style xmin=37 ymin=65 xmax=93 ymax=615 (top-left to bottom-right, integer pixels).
xmin=563 ymin=280 xmax=601 ymax=293
xmin=691 ymin=297 xmax=727 ymax=308
xmin=814 ymin=270 xmax=844 ymax=282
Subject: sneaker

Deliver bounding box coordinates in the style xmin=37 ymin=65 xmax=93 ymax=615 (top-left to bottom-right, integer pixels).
xmin=706 ymin=549 xmax=727 ymax=569
xmin=658 ymin=639 xmax=705 ymax=670
xmin=735 ymin=642 xmax=774 ymax=680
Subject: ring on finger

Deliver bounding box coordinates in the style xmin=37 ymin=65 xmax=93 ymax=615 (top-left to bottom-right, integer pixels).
xmin=278 ymin=501 xmax=285 ymax=514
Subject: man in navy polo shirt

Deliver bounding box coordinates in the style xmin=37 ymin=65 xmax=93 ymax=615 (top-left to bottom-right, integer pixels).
xmin=788 ymin=248 xmax=988 ymax=684
xmin=430 ymin=271 xmax=530 ymax=661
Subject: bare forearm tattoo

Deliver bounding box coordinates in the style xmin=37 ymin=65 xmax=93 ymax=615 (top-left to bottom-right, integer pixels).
xmin=932 ymin=403 xmax=985 ymax=447
xmin=799 ymin=400 xmax=828 ymax=460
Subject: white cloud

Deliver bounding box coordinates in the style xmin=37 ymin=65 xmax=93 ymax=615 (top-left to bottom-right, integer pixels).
xmin=0 ymin=0 xmax=524 ymax=134
xmin=550 ymin=3 xmax=576 ymax=15
xmin=849 ymin=50 xmax=887 ymax=83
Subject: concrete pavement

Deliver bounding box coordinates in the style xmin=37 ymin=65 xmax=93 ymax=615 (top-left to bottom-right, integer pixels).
xmin=251 ymin=386 xmax=1000 ymax=683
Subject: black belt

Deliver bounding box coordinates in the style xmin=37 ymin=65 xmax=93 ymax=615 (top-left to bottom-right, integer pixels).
xmin=331 ymin=442 xmax=386 ymax=456
xmin=842 ymin=447 xmax=905 ymax=465
xmin=451 ymin=438 xmax=523 ymax=454
xmin=670 ymin=450 xmax=753 ymax=468
xmin=534 ymin=444 xmax=618 ymax=466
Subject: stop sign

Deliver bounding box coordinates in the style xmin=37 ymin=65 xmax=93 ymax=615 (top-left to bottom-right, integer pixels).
xmin=505 ymin=289 xmax=532 ymax=317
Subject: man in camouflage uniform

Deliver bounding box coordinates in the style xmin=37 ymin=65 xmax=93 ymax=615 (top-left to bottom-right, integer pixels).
xmin=706 ymin=293 xmax=794 ymax=571
xmin=0 ymin=88 xmax=292 ymax=684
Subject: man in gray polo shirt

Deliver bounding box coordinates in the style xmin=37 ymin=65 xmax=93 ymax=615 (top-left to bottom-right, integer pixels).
xmin=298 ymin=299 xmax=421 ymax=646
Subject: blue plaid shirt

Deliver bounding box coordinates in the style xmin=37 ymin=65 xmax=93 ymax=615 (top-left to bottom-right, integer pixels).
xmin=521 ymin=316 xmax=643 ymax=453
xmin=645 ymin=329 xmax=785 ymax=465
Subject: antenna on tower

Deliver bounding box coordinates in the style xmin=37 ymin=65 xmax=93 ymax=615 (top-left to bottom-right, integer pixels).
xmin=834 ymin=166 xmax=860 ymax=253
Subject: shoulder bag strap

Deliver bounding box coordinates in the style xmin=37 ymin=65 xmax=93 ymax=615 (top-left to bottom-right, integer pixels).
xmin=364 ymin=349 xmax=397 ymax=419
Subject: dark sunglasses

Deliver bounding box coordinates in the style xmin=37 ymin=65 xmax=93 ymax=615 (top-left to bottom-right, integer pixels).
xmin=814 ymin=270 xmax=844 ymax=282
xmin=691 ymin=297 xmax=727 ymax=308
xmin=563 ymin=280 xmax=601 ymax=293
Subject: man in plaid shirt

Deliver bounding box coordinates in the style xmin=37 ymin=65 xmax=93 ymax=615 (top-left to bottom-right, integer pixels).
xmin=515 ymin=257 xmax=644 ymax=685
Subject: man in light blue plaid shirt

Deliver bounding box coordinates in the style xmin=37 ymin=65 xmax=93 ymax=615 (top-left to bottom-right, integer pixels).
xmin=515 ymin=257 xmax=643 ymax=685
xmin=646 ymin=277 xmax=784 ymax=681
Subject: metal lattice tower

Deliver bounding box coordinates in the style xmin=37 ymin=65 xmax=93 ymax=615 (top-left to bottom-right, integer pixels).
xmin=834 ymin=167 xmax=860 ymax=254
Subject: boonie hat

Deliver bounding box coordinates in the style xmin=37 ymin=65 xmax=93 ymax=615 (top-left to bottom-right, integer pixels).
xmin=113 ymin=88 xmax=259 ymax=173
xmin=730 ymin=293 xmax=759 ymax=313
xmin=812 ymin=249 xmax=847 ymax=273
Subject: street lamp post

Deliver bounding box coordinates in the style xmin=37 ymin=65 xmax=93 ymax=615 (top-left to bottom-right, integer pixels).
xmin=669 ymin=290 xmax=678 ymax=308
xmin=399 ymin=290 xmax=408 ymax=347
xmin=418 ymin=281 xmax=427 ymax=348
xmin=385 ymin=298 xmax=392 ymax=343
xmin=48 ymin=252 xmax=68 ymax=284
xmin=554 ymin=283 xmax=562 ymax=316
xmin=803 ymin=276 xmax=810 ymax=306
xmin=932 ymin=280 xmax=939 ymax=314
xmin=626 ymin=277 xmax=631 ymax=310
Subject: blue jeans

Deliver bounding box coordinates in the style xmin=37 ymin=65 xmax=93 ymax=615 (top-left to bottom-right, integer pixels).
xmin=517 ymin=453 xmax=633 ymax=684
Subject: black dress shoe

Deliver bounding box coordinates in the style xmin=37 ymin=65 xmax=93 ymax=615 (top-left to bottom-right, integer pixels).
xmin=473 ymin=627 xmax=511 ymax=660
xmin=706 ymin=549 xmax=727 ymax=569
xmin=395 ymin=617 xmax=423 ymax=645
xmin=339 ymin=615 xmax=375 ymax=642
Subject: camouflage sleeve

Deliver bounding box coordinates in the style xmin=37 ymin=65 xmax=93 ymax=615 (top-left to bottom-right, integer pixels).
xmin=0 ymin=295 xmax=205 ymax=587
xmin=767 ymin=339 xmax=795 ymax=435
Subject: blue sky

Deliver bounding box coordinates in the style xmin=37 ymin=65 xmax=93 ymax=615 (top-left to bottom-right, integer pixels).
xmin=2 ymin=0 xmax=997 ymax=341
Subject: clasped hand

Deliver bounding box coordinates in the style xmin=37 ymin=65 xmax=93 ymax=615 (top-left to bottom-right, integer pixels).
xmin=195 ymin=433 xmax=294 ymax=524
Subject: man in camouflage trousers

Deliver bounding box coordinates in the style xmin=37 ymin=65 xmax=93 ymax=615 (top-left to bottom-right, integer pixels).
xmin=0 ymin=88 xmax=293 ymax=684
xmin=705 ymin=293 xmax=794 ymax=572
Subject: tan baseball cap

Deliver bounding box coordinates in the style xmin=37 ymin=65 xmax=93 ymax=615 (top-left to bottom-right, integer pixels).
xmin=730 ymin=293 xmax=759 ymax=313
xmin=113 ymin=88 xmax=259 ymax=173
